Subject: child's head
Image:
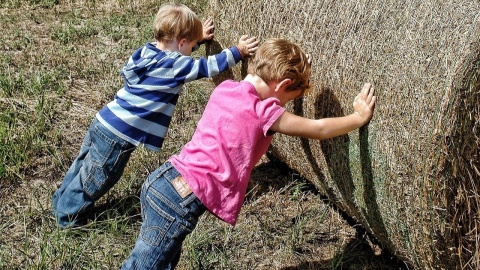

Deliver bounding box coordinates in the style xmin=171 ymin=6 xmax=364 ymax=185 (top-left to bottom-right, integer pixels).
xmin=153 ymin=3 xmax=203 ymax=44
xmin=248 ymin=38 xmax=311 ymax=97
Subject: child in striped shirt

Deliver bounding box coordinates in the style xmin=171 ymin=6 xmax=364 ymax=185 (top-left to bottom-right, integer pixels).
xmin=52 ymin=3 xmax=259 ymax=229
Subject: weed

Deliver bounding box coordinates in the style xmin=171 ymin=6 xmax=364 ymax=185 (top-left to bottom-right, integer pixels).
xmin=52 ymin=22 xmax=99 ymax=45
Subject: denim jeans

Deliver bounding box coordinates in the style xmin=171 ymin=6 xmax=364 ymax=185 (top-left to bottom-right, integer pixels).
xmin=52 ymin=118 xmax=135 ymax=228
xmin=121 ymin=162 xmax=206 ymax=270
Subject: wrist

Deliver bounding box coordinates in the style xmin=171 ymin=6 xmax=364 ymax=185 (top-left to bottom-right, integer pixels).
xmin=353 ymin=111 xmax=367 ymax=125
xmin=235 ymin=45 xmax=245 ymax=59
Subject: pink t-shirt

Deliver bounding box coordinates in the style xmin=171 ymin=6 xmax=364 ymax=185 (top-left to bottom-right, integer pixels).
xmin=169 ymin=80 xmax=285 ymax=225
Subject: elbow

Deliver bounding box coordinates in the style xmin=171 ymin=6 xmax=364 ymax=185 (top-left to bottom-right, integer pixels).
xmin=312 ymin=120 xmax=329 ymax=140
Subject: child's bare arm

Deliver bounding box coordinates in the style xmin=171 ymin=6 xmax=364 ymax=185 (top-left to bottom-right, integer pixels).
xmin=236 ymin=35 xmax=259 ymax=58
xmin=270 ymin=83 xmax=376 ymax=140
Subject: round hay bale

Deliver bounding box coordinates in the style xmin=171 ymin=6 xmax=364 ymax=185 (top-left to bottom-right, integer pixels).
xmin=205 ymin=0 xmax=480 ymax=268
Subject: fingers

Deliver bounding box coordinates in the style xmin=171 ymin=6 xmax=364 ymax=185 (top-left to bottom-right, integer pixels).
xmin=204 ymin=32 xmax=214 ymax=40
xmin=353 ymin=83 xmax=376 ymax=115
xmin=238 ymin=35 xmax=259 ymax=56
xmin=365 ymin=84 xmax=375 ymax=104
xmin=245 ymin=37 xmax=259 ymax=48
xmin=203 ymin=18 xmax=214 ymax=33
xmin=370 ymin=95 xmax=377 ymax=110
xmin=367 ymin=85 xmax=374 ymax=105
xmin=246 ymin=38 xmax=259 ymax=55
xmin=362 ymin=83 xmax=372 ymax=96
xmin=239 ymin=35 xmax=257 ymax=44
xmin=358 ymin=83 xmax=374 ymax=102
xmin=203 ymin=17 xmax=214 ymax=27
xmin=203 ymin=18 xmax=215 ymax=40
xmin=245 ymin=36 xmax=257 ymax=44
xmin=247 ymin=46 xmax=258 ymax=55
xmin=204 ymin=24 xmax=214 ymax=33
xmin=363 ymin=83 xmax=376 ymax=109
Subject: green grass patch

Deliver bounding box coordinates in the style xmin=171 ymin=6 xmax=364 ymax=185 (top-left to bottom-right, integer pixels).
xmin=0 ymin=0 xmax=59 ymax=9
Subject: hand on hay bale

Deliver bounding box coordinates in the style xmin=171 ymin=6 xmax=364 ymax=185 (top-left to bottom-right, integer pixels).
xmin=202 ymin=17 xmax=215 ymax=42
xmin=353 ymin=83 xmax=376 ymax=124
xmin=236 ymin=35 xmax=259 ymax=58
xmin=271 ymin=83 xmax=376 ymax=140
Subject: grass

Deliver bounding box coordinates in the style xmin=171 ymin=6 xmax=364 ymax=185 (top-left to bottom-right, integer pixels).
xmin=0 ymin=1 xmax=407 ymax=269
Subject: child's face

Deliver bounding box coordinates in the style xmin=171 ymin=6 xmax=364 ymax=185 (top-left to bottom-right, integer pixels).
xmin=178 ymin=39 xmax=200 ymax=56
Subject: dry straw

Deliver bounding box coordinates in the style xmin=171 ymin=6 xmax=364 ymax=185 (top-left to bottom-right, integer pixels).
xmin=206 ymin=0 xmax=480 ymax=268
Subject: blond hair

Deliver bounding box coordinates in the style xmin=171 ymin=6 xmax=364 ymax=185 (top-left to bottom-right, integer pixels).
xmin=248 ymin=38 xmax=311 ymax=94
xmin=152 ymin=3 xmax=203 ymax=42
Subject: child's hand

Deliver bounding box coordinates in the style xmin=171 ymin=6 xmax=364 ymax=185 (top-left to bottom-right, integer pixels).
xmin=202 ymin=17 xmax=215 ymax=41
xmin=306 ymin=54 xmax=311 ymax=65
xmin=353 ymin=83 xmax=376 ymax=124
xmin=236 ymin=35 xmax=259 ymax=58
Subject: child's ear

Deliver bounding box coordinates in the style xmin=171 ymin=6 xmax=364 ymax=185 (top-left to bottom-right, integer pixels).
xmin=178 ymin=38 xmax=187 ymax=47
xmin=275 ymin=78 xmax=292 ymax=92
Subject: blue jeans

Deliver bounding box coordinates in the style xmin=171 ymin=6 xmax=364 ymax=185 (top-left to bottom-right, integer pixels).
xmin=52 ymin=118 xmax=135 ymax=228
xmin=121 ymin=162 xmax=206 ymax=269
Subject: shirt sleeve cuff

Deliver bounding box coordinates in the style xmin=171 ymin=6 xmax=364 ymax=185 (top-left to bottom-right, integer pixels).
xmin=231 ymin=46 xmax=244 ymax=62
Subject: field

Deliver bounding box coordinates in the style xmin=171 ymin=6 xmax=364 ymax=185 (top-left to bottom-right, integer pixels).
xmin=0 ymin=0 xmax=406 ymax=269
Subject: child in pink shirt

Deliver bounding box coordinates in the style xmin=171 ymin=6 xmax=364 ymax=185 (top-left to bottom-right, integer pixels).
xmin=121 ymin=38 xmax=376 ymax=269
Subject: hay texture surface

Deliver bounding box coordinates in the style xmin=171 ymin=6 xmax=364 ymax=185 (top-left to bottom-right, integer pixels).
xmin=206 ymin=0 xmax=480 ymax=268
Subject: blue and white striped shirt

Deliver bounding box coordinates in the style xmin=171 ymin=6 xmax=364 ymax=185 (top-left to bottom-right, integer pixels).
xmin=96 ymin=42 xmax=242 ymax=151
